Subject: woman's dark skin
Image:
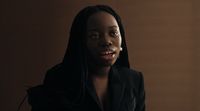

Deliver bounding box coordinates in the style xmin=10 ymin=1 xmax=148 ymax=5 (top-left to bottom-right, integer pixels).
xmin=86 ymin=11 xmax=122 ymax=111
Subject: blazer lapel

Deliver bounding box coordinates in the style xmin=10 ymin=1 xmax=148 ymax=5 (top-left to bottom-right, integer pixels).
xmin=86 ymin=80 xmax=103 ymax=110
xmin=109 ymin=67 xmax=125 ymax=111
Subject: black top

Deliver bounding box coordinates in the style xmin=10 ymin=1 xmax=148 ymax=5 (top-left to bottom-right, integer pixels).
xmin=27 ymin=66 xmax=145 ymax=111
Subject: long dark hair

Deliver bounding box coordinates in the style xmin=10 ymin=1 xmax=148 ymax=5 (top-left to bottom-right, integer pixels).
xmin=44 ymin=5 xmax=130 ymax=107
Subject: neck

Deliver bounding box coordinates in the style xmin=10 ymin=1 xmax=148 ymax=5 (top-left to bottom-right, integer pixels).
xmin=88 ymin=65 xmax=111 ymax=78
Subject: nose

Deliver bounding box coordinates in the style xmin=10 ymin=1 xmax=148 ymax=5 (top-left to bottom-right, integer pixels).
xmin=99 ymin=34 xmax=112 ymax=47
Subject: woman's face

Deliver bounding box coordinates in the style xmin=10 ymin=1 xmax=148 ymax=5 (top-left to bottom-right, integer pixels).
xmin=86 ymin=12 xmax=122 ymax=67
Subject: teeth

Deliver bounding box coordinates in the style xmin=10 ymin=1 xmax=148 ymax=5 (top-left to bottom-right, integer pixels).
xmin=105 ymin=51 xmax=112 ymax=54
xmin=102 ymin=51 xmax=113 ymax=55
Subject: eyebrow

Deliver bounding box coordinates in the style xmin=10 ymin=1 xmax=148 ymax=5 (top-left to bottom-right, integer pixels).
xmin=87 ymin=25 xmax=119 ymax=31
xmin=108 ymin=26 xmax=118 ymax=29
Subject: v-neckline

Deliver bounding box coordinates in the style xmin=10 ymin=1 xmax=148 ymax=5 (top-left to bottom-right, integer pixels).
xmin=86 ymin=66 xmax=125 ymax=111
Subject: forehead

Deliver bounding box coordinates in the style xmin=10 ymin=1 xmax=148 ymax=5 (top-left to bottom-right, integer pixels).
xmin=86 ymin=12 xmax=119 ymax=30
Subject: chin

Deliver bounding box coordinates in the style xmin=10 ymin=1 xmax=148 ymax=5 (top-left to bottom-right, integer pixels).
xmin=98 ymin=60 xmax=116 ymax=67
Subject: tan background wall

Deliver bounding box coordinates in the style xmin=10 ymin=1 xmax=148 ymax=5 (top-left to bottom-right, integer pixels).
xmin=1 ymin=0 xmax=200 ymax=111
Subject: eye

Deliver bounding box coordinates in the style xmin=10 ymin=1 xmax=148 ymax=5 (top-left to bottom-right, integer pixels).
xmin=87 ymin=32 xmax=100 ymax=39
xmin=110 ymin=30 xmax=120 ymax=37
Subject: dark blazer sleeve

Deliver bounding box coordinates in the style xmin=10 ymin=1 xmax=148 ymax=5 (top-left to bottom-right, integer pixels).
xmin=134 ymin=72 xmax=145 ymax=111
xmin=27 ymin=85 xmax=54 ymax=111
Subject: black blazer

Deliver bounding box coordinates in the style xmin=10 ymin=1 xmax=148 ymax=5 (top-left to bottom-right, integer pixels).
xmin=27 ymin=66 xmax=145 ymax=111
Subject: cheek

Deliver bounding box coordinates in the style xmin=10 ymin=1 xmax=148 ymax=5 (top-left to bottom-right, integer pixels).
xmin=116 ymin=37 xmax=122 ymax=55
xmin=86 ymin=41 xmax=97 ymax=54
xmin=119 ymin=37 xmax=122 ymax=46
xmin=115 ymin=36 xmax=122 ymax=48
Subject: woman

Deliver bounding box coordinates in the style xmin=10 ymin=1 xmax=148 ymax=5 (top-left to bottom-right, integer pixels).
xmin=27 ymin=5 xmax=145 ymax=111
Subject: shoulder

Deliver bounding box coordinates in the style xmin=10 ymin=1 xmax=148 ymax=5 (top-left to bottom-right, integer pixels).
xmin=27 ymin=64 xmax=64 ymax=108
xmin=117 ymin=67 xmax=143 ymax=81
xmin=116 ymin=67 xmax=144 ymax=90
xmin=27 ymin=63 xmax=63 ymax=109
xmin=27 ymin=85 xmax=51 ymax=109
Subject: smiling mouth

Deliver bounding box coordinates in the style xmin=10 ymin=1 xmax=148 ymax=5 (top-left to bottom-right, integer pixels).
xmin=100 ymin=50 xmax=115 ymax=55
xmin=99 ymin=49 xmax=117 ymax=60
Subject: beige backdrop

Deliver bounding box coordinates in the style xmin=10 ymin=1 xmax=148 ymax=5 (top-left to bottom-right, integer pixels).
xmin=1 ymin=0 xmax=200 ymax=111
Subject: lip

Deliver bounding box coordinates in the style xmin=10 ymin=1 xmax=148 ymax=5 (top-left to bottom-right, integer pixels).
xmin=99 ymin=48 xmax=117 ymax=56
xmin=98 ymin=48 xmax=117 ymax=61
